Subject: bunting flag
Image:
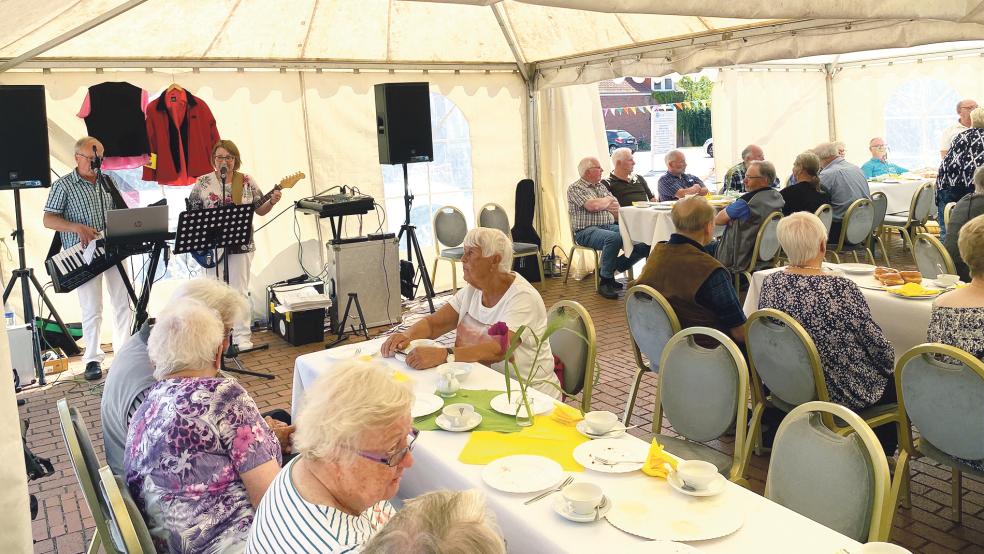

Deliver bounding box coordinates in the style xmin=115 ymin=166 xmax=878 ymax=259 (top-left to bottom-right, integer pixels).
xmin=603 ymin=99 xmax=710 ymax=115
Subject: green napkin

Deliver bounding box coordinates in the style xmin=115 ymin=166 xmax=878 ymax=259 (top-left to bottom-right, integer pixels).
xmin=414 ymin=389 xmax=522 ymax=433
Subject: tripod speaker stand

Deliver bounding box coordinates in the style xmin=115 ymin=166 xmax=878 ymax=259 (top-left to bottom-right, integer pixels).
xmin=397 ymin=163 xmax=435 ymax=313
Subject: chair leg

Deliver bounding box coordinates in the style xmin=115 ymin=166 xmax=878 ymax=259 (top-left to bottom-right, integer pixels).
xmin=952 ymin=468 xmax=963 ymax=523
xmin=431 ymin=259 xmax=440 ymax=290
xmin=900 ymin=227 xmax=913 ymax=253
xmin=87 ymin=530 xmax=101 ymax=554
xmin=876 ymin=236 xmax=890 ymax=266
xmin=564 ymin=248 xmax=575 ymax=284
xmin=451 ymin=261 xmax=458 ymax=293
xmin=623 ymin=368 xmax=646 ymax=425
xmin=866 ymin=248 xmax=875 ymax=265
xmin=851 ymin=250 xmax=860 ymax=263
xmin=592 ymin=251 xmax=600 ymax=291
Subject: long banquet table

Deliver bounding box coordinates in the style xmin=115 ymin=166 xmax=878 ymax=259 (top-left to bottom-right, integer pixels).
xmin=743 ymin=265 xmax=933 ymax=358
xmin=868 ymin=177 xmax=932 ymax=215
xmin=293 ymin=337 xmax=862 ymax=553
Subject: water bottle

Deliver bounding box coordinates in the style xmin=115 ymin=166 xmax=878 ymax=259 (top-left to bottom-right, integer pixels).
xmin=3 ymin=303 xmax=14 ymax=327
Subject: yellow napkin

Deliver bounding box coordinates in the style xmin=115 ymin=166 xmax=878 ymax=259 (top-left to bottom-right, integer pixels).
xmin=641 ymin=439 xmax=678 ymax=478
xmin=549 ymin=403 xmax=584 ymax=426
xmin=458 ymin=415 xmax=590 ymax=471
xmin=391 ymin=371 xmax=410 ymax=384
xmin=886 ymin=282 xmax=942 ymax=297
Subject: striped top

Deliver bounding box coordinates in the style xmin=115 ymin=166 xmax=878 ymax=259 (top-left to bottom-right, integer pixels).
xmin=246 ymin=457 xmax=395 ymax=553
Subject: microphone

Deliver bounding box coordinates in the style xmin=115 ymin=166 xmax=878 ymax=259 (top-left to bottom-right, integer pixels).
xmin=91 ymin=144 xmax=102 ymax=170
xmin=220 ymin=166 xmax=228 ymax=185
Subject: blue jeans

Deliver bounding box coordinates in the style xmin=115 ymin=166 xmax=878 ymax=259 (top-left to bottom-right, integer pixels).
xmin=937 ymin=188 xmax=966 ymax=241
xmin=574 ymin=224 xmax=649 ymax=279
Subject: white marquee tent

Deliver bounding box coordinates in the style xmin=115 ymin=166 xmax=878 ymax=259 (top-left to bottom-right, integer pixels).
xmin=2 ymin=1 xmax=984 ymax=549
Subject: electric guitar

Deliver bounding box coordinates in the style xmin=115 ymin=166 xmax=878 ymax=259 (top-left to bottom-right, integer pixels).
xmin=189 ymin=171 xmax=305 ymax=268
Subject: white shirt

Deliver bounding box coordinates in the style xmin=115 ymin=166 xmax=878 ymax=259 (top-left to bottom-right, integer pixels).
xmin=448 ymin=273 xmax=561 ymax=399
xmin=941 ymin=121 xmax=970 ymax=152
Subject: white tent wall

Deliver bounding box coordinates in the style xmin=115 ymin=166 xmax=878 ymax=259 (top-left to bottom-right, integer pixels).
xmin=0 ymin=69 xmax=527 ymax=342
xmin=0 ymin=325 xmax=32 ymax=553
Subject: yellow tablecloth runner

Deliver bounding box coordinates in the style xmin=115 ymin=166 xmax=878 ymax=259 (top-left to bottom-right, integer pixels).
xmin=458 ymin=409 xmax=590 ymax=471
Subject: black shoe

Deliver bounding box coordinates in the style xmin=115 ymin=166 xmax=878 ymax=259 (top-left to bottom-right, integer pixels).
xmin=597 ymin=281 xmax=619 ymax=299
xmin=611 ymin=279 xmax=624 ymax=290
xmin=84 ymin=362 xmax=102 ymax=381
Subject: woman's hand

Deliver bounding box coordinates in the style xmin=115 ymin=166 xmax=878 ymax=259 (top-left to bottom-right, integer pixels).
xmin=381 ymin=332 xmax=411 ymax=357
xmin=405 ymin=346 xmax=447 ymax=370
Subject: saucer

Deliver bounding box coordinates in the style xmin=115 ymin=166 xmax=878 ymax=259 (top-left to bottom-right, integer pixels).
xmin=667 ymin=471 xmax=726 ymax=497
xmin=435 ymin=412 xmax=482 ymax=432
xmin=576 ymin=420 xmax=626 ymax=439
xmin=553 ymin=494 xmax=612 ymax=523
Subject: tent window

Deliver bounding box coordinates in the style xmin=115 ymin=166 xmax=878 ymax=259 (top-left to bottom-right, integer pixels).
xmin=381 ymin=93 xmax=473 ymax=249
xmin=883 ymin=79 xmax=960 ymax=170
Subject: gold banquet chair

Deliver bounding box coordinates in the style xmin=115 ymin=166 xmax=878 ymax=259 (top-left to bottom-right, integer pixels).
xmin=99 ymin=466 xmax=156 ymax=553
xmin=623 ymin=285 xmax=681 ymax=425
xmin=431 ymin=206 xmax=468 ymax=292
xmin=478 ymin=203 xmax=545 ymax=290
xmin=912 ymin=233 xmax=956 ymax=279
xmin=547 ymin=300 xmax=598 ymax=412
xmin=828 ymin=198 xmax=875 ymax=264
xmin=734 ymin=210 xmax=782 ymax=292
xmin=883 ymin=181 xmax=935 ymax=253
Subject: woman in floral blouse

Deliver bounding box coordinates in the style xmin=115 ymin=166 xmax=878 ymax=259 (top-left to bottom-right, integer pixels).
xmin=125 ymin=301 xmax=281 ymax=553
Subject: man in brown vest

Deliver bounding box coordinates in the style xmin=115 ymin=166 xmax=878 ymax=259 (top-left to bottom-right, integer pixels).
xmin=633 ymin=196 xmax=746 ymax=344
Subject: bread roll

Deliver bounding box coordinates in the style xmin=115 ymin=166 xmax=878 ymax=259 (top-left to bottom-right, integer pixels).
xmin=874 ymin=266 xmax=895 ymax=276
xmin=900 ymin=271 xmax=922 ymax=284
xmin=879 ymin=275 xmax=905 ymax=286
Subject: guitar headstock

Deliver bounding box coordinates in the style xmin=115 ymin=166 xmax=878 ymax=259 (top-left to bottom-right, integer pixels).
xmin=277 ymin=172 xmax=306 ymax=190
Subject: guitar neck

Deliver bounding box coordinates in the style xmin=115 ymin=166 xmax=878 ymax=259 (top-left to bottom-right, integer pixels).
xmin=257 ymin=185 xmax=281 ymax=206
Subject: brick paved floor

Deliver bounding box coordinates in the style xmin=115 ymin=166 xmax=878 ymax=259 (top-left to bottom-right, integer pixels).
xmin=19 ymin=234 xmax=984 ymax=553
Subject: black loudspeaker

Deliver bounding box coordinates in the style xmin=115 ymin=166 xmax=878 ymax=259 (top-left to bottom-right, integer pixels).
xmin=0 ymin=85 xmax=50 ymax=189
xmin=374 ymin=82 xmax=433 ymax=164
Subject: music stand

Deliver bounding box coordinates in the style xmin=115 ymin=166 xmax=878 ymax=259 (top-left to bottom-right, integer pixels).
xmin=173 ymin=204 xmax=273 ymax=379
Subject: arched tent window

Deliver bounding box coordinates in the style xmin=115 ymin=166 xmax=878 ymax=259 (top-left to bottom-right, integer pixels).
xmin=381 ymin=93 xmax=473 ymax=249
xmin=884 ymin=79 xmax=960 ymax=170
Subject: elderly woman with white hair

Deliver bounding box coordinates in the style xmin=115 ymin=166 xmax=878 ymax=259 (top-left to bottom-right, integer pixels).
xmin=757 ymin=212 xmax=897 ymax=452
xmin=937 ymin=107 xmax=984 ymax=240
xmin=382 ymin=227 xmax=562 ymax=397
xmin=930 ymin=213 xmax=984 ymax=362
xmin=362 ymin=490 xmax=506 ymax=554
xmin=124 ymin=302 xmax=282 ymax=553
xmin=246 ymin=361 xmax=414 ymax=553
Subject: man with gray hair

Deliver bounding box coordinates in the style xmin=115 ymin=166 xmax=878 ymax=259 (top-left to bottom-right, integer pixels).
xmin=714 ymin=160 xmax=785 ymax=276
xmin=568 ymin=156 xmax=650 ymax=299
xmin=657 ymin=149 xmax=708 ymax=201
xmin=815 ymin=141 xmax=870 ymax=242
xmin=633 ymin=195 xmax=746 ymax=343
xmin=604 ymin=147 xmax=654 ymax=205
xmin=940 ymin=98 xmax=979 ymax=158
xmin=721 ymin=144 xmax=779 ymax=192
xmin=861 ymin=137 xmax=907 ymax=179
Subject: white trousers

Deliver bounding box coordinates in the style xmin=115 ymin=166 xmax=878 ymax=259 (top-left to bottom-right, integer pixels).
xmin=215 ymin=250 xmax=254 ymax=344
xmin=77 ymin=266 xmax=135 ymax=365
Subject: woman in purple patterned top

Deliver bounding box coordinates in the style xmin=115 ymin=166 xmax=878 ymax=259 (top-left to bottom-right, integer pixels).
xmin=124 ymin=302 xmax=281 ymax=553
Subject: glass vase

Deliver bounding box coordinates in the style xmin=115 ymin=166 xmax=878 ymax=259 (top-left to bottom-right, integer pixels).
xmin=515 ymin=396 xmax=534 ymax=427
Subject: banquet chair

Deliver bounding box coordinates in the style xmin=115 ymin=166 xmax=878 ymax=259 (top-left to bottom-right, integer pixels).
xmin=883 ymin=182 xmax=935 ymax=253
xmin=623 ymin=285 xmax=680 ymax=425
xmin=894 ymin=343 xmax=984 ymax=523
xmin=652 ymin=327 xmax=752 ymax=486
xmin=478 ymin=203 xmax=545 ymax=289
xmin=546 ymin=300 xmax=597 ymax=412
xmin=765 ymin=401 xmax=894 ymax=543
xmin=744 ymin=309 xmax=899 ymax=457
xmin=868 ymin=192 xmax=890 ymax=265
xmin=57 ymin=398 xmax=121 ymax=554
xmin=912 ymin=233 xmax=956 ymax=279
xmin=99 ymin=466 xmax=156 ymax=553
xmin=814 ymin=204 xmax=833 ymax=234
xmin=734 ymin=210 xmax=782 ymax=292
xmin=944 ymin=201 xmax=957 ymax=229
xmin=563 ymin=226 xmax=601 ymax=291
xmin=432 ymin=206 xmax=468 ymax=292
xmin=828 ymin=198 xmax=874 ymax=264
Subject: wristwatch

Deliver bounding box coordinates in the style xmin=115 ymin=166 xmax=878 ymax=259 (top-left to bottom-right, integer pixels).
xmin=446 ymin=347 xmax=455 ymax=363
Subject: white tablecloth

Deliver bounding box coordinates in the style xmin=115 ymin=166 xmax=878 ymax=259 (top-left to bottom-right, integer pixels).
xmin=868 ymin=178 xmax=931 ymax=215
xmin=618 ymin=205 xmax=676 ymax=254
xmin=293 ymin=337 xmax=862 ymax=553
xmin=743 ymin=266 xmax=932 ymax=358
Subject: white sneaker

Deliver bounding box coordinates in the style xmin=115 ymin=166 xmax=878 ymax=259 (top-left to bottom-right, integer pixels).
xmin=236 ymin=340 xmax=254 ymax=351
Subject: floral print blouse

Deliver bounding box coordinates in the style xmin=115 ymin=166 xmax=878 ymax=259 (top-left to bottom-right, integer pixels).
xmin=124 ymin=378 xmax=281 ymax=553
xmin=927 ymin=305 xmax=984 ymax=362
xmin=188 ymin=172 xmax=264 ymax=252
xmin=759 ymin=272 xmax=895 ymax=411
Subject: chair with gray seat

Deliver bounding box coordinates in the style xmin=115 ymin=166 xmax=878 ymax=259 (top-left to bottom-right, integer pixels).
xmin=734 ymin=210 xmax=782 ymax=292
xmin=623 ymin=285 xmax=680 ymax=425
xmin=99 ymin=466 xmax=156 ymax=553
xmin=478 ymin=203 xmax=545 ymax=289
xmin=868 ymin=191 xmax=890 ymax=265
xmin=894 ymin=343 xmax=984 ymax=523
xmin=547 ymin=300 xmax=598 ymax=412
xmin=765 ymin=401 xmax=896 ymax=543
xmin=912 ymin=232 xmax=956 ymax=279
xmin=431 ymin=206 xmax=468 ymax=292
xmin=883 ymin=181 xmax=935 ymax=253
xmin=652 ymin=327 xmax=752 ymax=485
xmin=827 ymin=198 xmax=875 ymax=264
xmin=814 ymin=204 xmax=833 ymax=235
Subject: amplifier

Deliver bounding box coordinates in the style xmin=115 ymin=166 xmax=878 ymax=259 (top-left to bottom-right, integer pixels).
xmin=325 ymin=234 xmax=400 ymax=330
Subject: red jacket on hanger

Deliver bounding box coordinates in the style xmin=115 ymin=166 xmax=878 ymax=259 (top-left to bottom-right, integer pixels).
xmin=142 ymin=88 xmax=220 ymax=185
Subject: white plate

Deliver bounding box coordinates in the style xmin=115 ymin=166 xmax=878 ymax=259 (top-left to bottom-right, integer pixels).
xmin=652 ymin=203 xmax=674 ymax=210
xmin=407 ymin=338 xmax=442 ymax=351
xmin=481 ymin=455 xmax=564 ymax=494
xmin=576 ymin=420 xmax=627 ymax=439
xmin=605 ymin=483 xmax=744 ymax=542
xmin=435 ymin=412 xmax=482 ymax=432
xmin=618 ymin=542 xmax=702 ymax=553
xmin=851 ymin=275 xmax=886 ymax=291
xmin=838 ymin=263 xmax=876 ymax=275
xmin=553 ymin=494 xmax=612 ymax=523
xmin=411 ymin=393 xmax=444 ymax=419
xmin=489 ymin=393 xmax=555 ymax=417
xmin=667 ymin=471 xmax=726 ymax=497
xmin=436 ymin=361 xmax=473 ymax=381
xmin=573 ymin=438 xmax=649 ymax=473
xmin=884 ymin=286 xmax=942 ymax=299
xmin=933 ymin=279 xmax=963 ymax=289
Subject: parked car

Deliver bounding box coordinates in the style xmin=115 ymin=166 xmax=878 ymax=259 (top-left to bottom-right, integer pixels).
xmin=703 ymin=137 xmax=714 ymax=157
xmin=607 ymin=130 xmax=638 ymax=154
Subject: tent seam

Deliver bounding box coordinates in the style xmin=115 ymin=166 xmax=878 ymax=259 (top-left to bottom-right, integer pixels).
xmin=201 ymin=0 xmax=244 ymax=58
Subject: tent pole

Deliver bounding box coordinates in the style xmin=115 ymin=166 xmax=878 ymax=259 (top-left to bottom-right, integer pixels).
xmin=298 ymin=71 xmax=327 ymax=276
xmin=0 ymin=0 xmax=151 ymax=73
xmin=824 ymin=63 xmax=838 ymax=140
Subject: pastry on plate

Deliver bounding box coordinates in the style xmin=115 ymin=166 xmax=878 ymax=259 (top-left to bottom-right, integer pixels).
xmin=900 ymin=271 xmax=922 ymax=284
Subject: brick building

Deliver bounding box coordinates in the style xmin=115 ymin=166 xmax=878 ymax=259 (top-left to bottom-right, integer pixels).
xmin=600 ymin=78 xmax=656 ymax=150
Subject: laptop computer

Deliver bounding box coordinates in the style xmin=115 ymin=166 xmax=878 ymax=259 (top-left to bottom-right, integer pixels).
xmin=105 ymin=205 xmax=169 ymax=244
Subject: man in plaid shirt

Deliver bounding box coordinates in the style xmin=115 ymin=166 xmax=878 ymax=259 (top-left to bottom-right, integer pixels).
xmin=43 ymin=137 xmax=134 ymax=381
xmin=567 ymin=156 xmax=650 ymax=299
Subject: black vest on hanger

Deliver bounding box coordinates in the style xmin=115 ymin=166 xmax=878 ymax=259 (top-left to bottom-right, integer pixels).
xmin=511 ymin=178 xmax=542 ymax=282
xmin=83 ymin=81 xmax=150 ymax=158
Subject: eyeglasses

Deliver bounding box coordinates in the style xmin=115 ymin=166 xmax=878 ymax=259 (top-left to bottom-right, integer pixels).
xmin=75 ymin=153 xmax=99 ymax=160
xmin=959 ymin=106 xmax=978 ymax=111
xmin=745 ymin=174 xmax=766 ymax=180
xmin=214 ymin=155 xmax=235 ymax=161
xmin=357 ymin=428 xmax=419 ymax=467
xmin=872 ymin=145 xmax=888 ymax=150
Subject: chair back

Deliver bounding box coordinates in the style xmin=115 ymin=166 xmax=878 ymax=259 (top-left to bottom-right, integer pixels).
xmin=765 ymin=401 xmax=890 ymax=543
xmin=655 ymin=328 xmax=747 ymax=447
xmin=432 ymin=206 xmax=468 ymax=252
xmin=624 ymin=285 xmax=681 ymax=375
xmin=909 ymin=182 xmax=935 ymax=225
xmin=838 ymin=198 xmax=874 ymax=247
xmin=897 ymin=344 xmax=984 ymax=461
xmin=814 ymin=204 xmax=833 ymax=233
xmin=869 ymin=192 xmax=888 ymax=234
xmin=57 ymin=398 xmax=118 ymax=552
xmin=912 ymin=233 xmax=956 ymax=278
xmin=944 ymin=201 xmax=957 ymax=228
xmin=750 ymin=211 xmax=783 ymax=269
xmin=478 ymin=203 xmax=512 ymax=236
xmin=746 ymin=309 xmax=827 ymax=408
xmin=99 ymin=466 xmax=156 ymax=553
xmin=547 ymin=300 xmax=597 ymax=410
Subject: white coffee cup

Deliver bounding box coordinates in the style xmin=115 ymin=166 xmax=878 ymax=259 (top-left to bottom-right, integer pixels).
xmin=442 ymin=403 xmax=474 ymax=427
xmin=562 ymin=482 xmax=604 ymax=515
xmin=936 ymin=273 xmax=960 ymax=287
xmin=675 ymin=460 xmax=719 ymax=491
xmin=857 ymin=542 xmax=912 ymax=554
xmin=583 ymin=411 xmax=618 ymax=434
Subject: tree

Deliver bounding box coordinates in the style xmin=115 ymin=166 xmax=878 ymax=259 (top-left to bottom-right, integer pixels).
xmin=676 ymin=75 xmax=713 ymax=102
